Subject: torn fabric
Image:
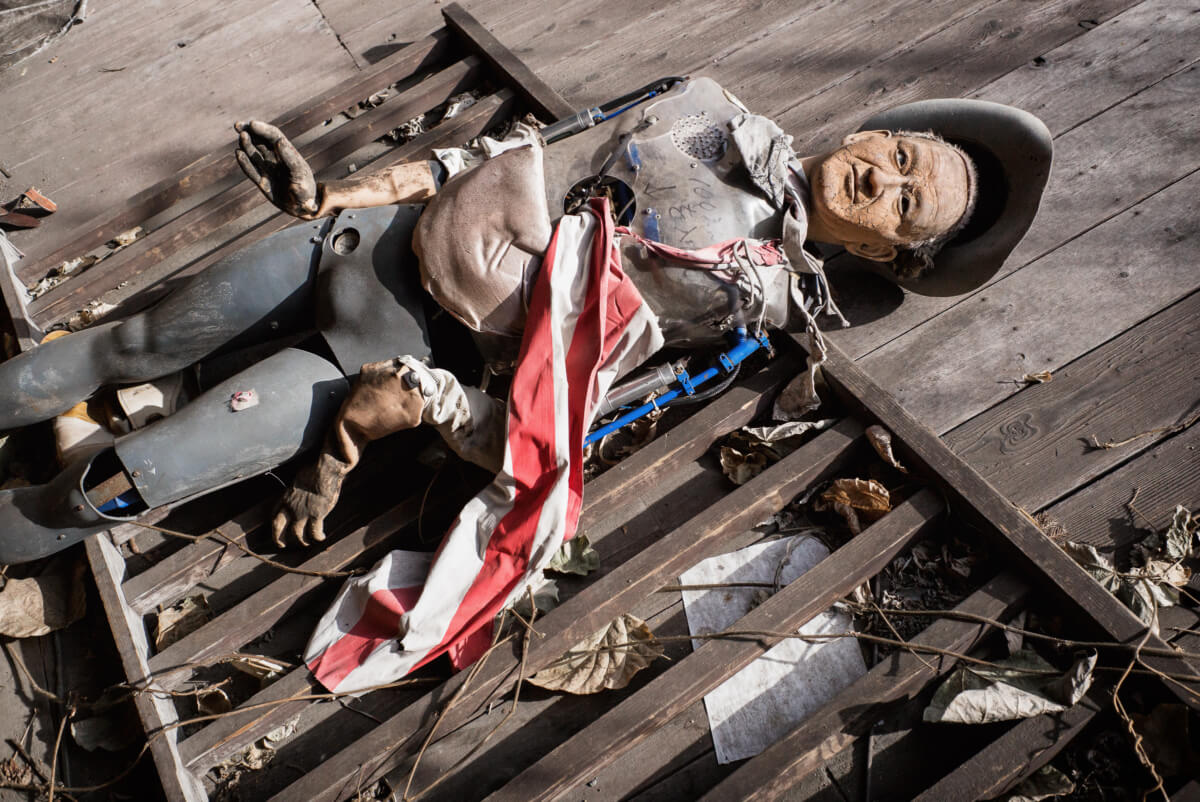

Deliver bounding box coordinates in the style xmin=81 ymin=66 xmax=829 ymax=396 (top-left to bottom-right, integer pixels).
xmin=306 ymin=198 xmax=663 ymax=692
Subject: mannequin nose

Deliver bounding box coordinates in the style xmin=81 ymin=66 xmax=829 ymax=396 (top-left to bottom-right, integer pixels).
xmin=867 ymin=166 xmax=905 ymax=196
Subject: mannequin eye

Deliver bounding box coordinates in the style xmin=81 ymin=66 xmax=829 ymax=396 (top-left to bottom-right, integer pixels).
xmin=896 ymin=146 xmax=909 ymax=170
xmin=900 ymin=194 xmax=911 ymax=216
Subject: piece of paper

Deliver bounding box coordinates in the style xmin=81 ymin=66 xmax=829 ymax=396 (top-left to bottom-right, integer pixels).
xmin=680 ymin=536 xmax=867 ymax=763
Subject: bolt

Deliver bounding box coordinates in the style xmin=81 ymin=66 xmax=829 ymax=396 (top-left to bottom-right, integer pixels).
xmin=131 ymin=470 xmax=141 ymax=478
xmin=74 ymin=504 xmax=85 ymax=512
xmin=57 ymin=533 xmax=66 ymax=540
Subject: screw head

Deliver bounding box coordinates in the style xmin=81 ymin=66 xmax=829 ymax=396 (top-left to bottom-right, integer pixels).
xmin=131 ymin=470 xmax=141 ymax=478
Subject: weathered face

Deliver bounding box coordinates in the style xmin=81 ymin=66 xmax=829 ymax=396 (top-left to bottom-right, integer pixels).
xmin=809 ymin=130 xmax=971 ymax=261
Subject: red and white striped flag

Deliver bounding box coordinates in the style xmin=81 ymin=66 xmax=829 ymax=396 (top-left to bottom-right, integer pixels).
xmin=305 ymin=200 xmax=663 ymax=693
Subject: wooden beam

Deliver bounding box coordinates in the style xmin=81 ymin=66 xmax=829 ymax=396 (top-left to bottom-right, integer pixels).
xmin=812 ymin=336 xmax=1200 ymax=708
xmin=700 ymin=572 xmax=1032 ymax=801
xmin=441 ymin=4 xmax=574 ymax=121
xmin=913 ymin=696 xmax=1100 ymax=801
xmin=86 ymin=535 xmax=206 ymax=802
xmin=268 ymin=420 xmax=864 ymax=802
xmin=488 ymin=490 xmax=944 ymax=802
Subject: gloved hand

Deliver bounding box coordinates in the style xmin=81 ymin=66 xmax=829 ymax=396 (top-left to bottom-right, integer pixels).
xmin=272 ymin=358 xmax=428 ymax=546
xmin=235 ymin=120 xmax=321 ymax=219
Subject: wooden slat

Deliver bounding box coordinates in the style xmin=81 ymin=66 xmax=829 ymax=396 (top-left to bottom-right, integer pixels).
xmin=19 ymin=30 xmax=455 ymax=282
xmin=177 ymin=354 xmax=800 ymax=772
xmin=441 ymin=3 xmax=574 ymax=120
xmin=86 ymin=535 xmax=206 ymax=802
xmin=488 ymin=490 xmax=944 ymax=802
xmin=30 ymin=56 xmax=486 ymax=324
xmin=700 ymin=572 xmax=1032 ymax=801
xmin=813 ymin=336 xmax=1200 ymax=706
xmin=145 ymin=494 xmax=431 ymax=688
xmin=122 ymin=498 xmax=275 ymax=615
xmin=946 ymin=288 xmax=1200 ymax=514
xmin=913 ymin=696 xmax=1099 ymax=801
xmin=269 ymin=420 xmax=864 ymax=802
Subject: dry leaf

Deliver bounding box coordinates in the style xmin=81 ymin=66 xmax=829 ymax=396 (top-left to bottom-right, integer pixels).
xmin=71 ymin=711 xmax=139 ymax=752
xmin=229 ymin=654 xmax=291 ymax=682
xmin=924 ymin=649 xmax=1095 ymax=724
xmin=865 ymin=425 xmax=908 ymax=473
xmin=741 ymin=419 xmax=836 ymax=443
xmin=1007 ymin=764 xmax=1076 ymax=801
xmin=546 ymin=534 xmax=600 ymax=576
xmin=821 ymin=478 xmax=891 ymax=514
xmin=529 ymin=613 xmax=664 ymax=694
xmin=197 ymin=687 xmax=232 ymax=716
xmin=1164 ymin=505 xmax=1194 ymax=561
xmin=1022 ymin=371 xmax=1053 ymax=384
xmin=509 ymin=575 xmax=559 ymax=620
xmin=108 ymin=226 xmax=142 ymax=248
xmin=719 ymin=446 xmax=768 ymax=485
xmin=0 ymin=557 xmax=86 ymax=638
xmin=154 ymin=595 xmax=212 ymax=651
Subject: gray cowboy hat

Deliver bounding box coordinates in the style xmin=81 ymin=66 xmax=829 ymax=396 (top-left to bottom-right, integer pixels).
xmin=853 ymin=98 xmax=1053 ymax=297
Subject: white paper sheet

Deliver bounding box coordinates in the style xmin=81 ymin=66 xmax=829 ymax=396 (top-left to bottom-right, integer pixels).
xmin=679 ymin=535 xmax=867 ymax=763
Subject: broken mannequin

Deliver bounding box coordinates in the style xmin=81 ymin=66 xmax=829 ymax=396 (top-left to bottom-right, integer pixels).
xmin=0 ymin=79 xmax=1052 ymax=689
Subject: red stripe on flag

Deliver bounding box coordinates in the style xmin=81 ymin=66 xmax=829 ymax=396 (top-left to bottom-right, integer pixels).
xmin=309 ymin=584 xmax=423 ymax=690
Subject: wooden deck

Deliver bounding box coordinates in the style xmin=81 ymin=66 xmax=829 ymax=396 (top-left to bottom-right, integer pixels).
xmin=1 ymin=0 xmax=1197 ymax=798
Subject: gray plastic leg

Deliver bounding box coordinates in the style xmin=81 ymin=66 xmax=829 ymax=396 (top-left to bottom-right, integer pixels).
xmin=115 ymin=347 xmax=348 ymax=508
xmin=0 ymin=218 xmax=329 ymax=428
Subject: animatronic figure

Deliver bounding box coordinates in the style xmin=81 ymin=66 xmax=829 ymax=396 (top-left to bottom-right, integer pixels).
xmin=0 ymin=80 xmax=1051 ymax=572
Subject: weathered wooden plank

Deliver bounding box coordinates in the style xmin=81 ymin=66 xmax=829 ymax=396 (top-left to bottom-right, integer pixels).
xmin=442 ymin=3 xmax=574 ymax=120
xmin=122 ymin=498 xmax=275 ymax=615
xmin=699 ymin=572 xmax=1031 ymax=801
xmin=310 ymin=0 xmax=450 ymax=66
xmin=488 ymin=490 xmax=944 ymax=802
xmin=815 ymin=337 xmax=1200 ymax=706
xmin=2 ymin=0 xmax=359 ymax=260
xmin=912 ymin=696 xmax=1100 ymax=801
xmin=29 ymin=56 xmax=484 ymax=323
xmin=146 ymin=493 xmax=429 ymax=688
xmin=945 ymin=289 xmax=1200 ymax=512
xmin=269 ymin=421 xmax=863 ymax=802
xmin=855 ymin=160 xmax=1200 ymax=435
xmin=86 ymin=534 xmax=206 ymax=802
xmin=1044 ymin=422 xmax=1200 ymax=552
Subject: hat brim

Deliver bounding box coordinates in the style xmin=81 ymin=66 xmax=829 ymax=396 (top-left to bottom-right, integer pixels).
xmin=849 ymin=99 xmax=1053 ymax=297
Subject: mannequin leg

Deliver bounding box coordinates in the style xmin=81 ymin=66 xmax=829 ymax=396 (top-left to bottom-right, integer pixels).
xmin=0 ymin=218 xmax=330 ymax=428
xmin=0 ymin=346 xmax=347 ymax=564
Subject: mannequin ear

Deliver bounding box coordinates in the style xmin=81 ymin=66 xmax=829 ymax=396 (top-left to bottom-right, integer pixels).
xmin=841 ymin=129 xmax=892 ymax=146
xmin=846 ymin=240 xmax=898 ymax=262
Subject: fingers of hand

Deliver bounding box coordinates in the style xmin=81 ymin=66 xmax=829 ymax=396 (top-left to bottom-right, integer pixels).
xmin=236 ymin=151 xmax=274 ymax=198
xmin=271 ymin=509 xmax=290 ymax=548
xmin=247 ymin=120 xmax=286 ymax=145
xmin=277 ymin=136 xmax=312 ymax=177
xmin=291 ymin=518 xmax=309 ymax=547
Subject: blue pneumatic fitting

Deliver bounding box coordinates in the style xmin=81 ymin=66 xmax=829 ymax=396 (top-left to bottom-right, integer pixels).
xmin=584 ymin=330 xmax=771 ymax=446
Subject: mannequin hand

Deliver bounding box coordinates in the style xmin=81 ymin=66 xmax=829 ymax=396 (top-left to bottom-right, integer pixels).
xmin=271 ymin=451 xmax=349 ymax=547
xmin=235 ymin=120 xmax=320 ymax=219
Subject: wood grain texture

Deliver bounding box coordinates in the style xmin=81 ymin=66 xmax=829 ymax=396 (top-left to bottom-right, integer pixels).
xmin=86 ymin=535 xmax=206 ymax=802
xmin=2 ymin=0 xmax=356 ymax=255
xmin=856 ymin=161 xmax=1200 ymax=434
xmin=912 ymin=696 xmax=1100 ymax=801
xmin=15 ymin=30 xmax=454 ymax=286
xmin=488 ymin=490 xmax=944 ymax=802
xmin=29 ymin=55 xmax=485 ymax=322
xmin=269 ymin=422 xmax=863 ymax=802
xmin=815 ymin=338 xmax=1200 ymax=707
xmin=1043 ymin=419 xmax=1200 ymax=552
xmin=945 ymin=290 xmax=1200 ymax=512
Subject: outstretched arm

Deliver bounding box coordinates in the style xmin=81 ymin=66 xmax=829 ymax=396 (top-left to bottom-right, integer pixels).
xmin=235 ymin=120 xmax=438 ymax=219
